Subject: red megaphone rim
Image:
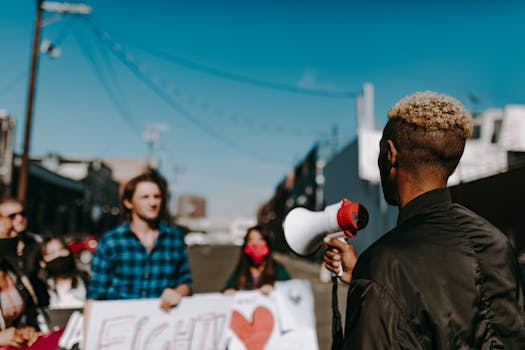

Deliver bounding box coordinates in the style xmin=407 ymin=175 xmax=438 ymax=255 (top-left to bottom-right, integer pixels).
xmin=336 ymin=199 xmax=369 ymax=237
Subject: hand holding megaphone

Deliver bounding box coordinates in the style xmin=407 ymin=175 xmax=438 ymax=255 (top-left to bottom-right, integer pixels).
xmin=283 ymin=199 xmax=369 ymax=257
xmin=323 ymin=235 xmax=358 ymax=282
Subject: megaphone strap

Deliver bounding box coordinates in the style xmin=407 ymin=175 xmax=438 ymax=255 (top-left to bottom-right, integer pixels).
xmin=331 ymin=275 xmax=344 ymax=349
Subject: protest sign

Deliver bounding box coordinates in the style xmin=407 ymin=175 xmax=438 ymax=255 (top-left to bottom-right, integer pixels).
xmin=78 ymin=279 xmax=317 ymax=350
xmin=226 ymin=279 xmax=317 ymax=350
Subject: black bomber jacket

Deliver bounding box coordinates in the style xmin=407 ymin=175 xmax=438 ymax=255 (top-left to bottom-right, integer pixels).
xmin=343 ymin=188 xmax=525 ymax=349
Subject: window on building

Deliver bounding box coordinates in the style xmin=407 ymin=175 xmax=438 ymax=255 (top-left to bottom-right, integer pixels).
xmin=470 ymin=125 xmax=481 ymax=139
xmin=491 ymin=119 xmax=503 ymax=143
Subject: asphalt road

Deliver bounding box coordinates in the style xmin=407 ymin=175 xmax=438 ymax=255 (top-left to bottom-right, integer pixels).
xmin=188 ymin=244 xmax=349 ymax=350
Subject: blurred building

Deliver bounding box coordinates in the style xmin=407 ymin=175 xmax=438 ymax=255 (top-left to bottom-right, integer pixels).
xmin=26 ymin=153 xmax=121 ymax=236
xmin=102 ymin=158 xmax=150 ymax=189
xmin=175 ymin=194 xmax=257 ymax=246
xmin=176 ymin=195 xmax=206 ymax=218
xmin=258 ymin=144 xmax=322 ymax=254
xmin=0 ymin=138 xmax=122 ymax=236
xmin=10 ymin=160 xmax=87 ymax=235
xmin=0 ymin=110 xmax=15 ymax=197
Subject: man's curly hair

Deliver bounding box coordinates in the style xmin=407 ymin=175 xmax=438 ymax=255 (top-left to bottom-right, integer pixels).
xmin=387 ymin=91 xmax=473 ymax=139
xmin=382 ymin=91 xmax=473 ymax=177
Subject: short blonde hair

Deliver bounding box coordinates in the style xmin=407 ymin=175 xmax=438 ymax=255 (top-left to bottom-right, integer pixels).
xmin=387 ymin=91 xmax=473 ymax=139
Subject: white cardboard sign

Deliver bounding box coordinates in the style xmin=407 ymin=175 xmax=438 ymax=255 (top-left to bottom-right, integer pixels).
xmin=82 ymin=279 xmax=317 ymax=350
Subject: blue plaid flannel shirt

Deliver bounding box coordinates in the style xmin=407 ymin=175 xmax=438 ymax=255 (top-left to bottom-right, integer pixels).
xmin=87 ymin=222 xmax=192 ymax=300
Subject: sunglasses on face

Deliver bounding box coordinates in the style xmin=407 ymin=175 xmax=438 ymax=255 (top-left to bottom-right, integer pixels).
xmin=7 ymin=211 xmax=25 ymax=220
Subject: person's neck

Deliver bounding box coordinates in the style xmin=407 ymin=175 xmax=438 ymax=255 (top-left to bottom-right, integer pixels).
xmin=396 ymin=170 xmax=448 ymax=208
xmin=129 ymin=215 xmax=158 ymax=236
xmin=250 ymin=264 xmax=264 ymax=275
xmin=129 ymin=215 xmax=160 ymax=252
xmin=55 ymin=277 xmax=73 ymax=287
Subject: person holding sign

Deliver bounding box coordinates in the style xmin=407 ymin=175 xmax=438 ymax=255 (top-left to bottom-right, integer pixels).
xmin=85 ymin=171 xmax=192 ymax=330
xmin=223 ymin=225 xmax=290 ymax=295
xmin=0 ymin=198 xmax=49 ymax=309
xmin=0 ymin=214 xmax=41 ymax=348
xmin=323 ymin=91 xmax=525 ymax=348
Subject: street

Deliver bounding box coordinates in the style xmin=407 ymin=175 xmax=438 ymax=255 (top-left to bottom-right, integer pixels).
xmin=188 ymin=244 xmax=349 ymax=350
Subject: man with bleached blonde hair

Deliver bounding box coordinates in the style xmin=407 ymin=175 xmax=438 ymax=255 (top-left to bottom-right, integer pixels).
xmin=324 ymin=92 xmax=525 ymax=349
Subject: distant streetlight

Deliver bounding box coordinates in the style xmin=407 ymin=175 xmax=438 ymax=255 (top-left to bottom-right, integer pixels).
xmin=41 ymin=2 xmax=91 ymax=14
xmin=40 ymin=39 xmax=61 ymax=58
xmin=143 ymin=123 xmax=168 ymax=170
xmin=17 ymin=1 xmax=91 ymax=204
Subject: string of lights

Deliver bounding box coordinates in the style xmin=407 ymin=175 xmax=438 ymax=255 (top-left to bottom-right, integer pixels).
xmin=84 ymin=16 xmax=290 ymax=165
xmin=80 ymin=18 xmax=326 ymax=138
xmin=0 ymin=71 xmax=26 ymax=97
xmin=93 ymin=25 xmax=359 ymax=100
xmin=72 ymin=23 xmax=142 ymax=136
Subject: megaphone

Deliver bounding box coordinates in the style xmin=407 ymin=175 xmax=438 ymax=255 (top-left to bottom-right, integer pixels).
xmin=283 ymin=199 xmax=369 ymax=256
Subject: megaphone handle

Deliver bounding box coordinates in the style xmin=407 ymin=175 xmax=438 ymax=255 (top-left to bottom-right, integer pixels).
xmin=325 ymin=231 xmax=348 ymax=276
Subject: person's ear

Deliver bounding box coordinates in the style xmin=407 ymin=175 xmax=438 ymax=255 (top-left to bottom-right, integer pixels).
xmin=39 ymin=260 xmax=46 ymax=269
xmin=386 ymin=140 xmax=399 ymax=169
xmin=123 ymin=198 xmax=133 ymax=210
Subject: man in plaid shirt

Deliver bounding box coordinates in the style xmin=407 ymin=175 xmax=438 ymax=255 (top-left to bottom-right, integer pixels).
xmin=84 ymin=172 xmax=192 ymax=329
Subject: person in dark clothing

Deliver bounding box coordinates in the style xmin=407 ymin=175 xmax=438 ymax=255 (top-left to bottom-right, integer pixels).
xmin=223 ymin=225 xmax=290 ymax=295
xmin=0 ymin=214 xmax=43 ymax=347
xmin=323 ymin=91 xmax=525 ymax=349
xmin=0 ymin=198 xmax=49 ymax=307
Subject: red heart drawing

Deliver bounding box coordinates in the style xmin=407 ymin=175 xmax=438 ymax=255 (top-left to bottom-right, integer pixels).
xmin=230 ymin=306 xmax=274 ymax=350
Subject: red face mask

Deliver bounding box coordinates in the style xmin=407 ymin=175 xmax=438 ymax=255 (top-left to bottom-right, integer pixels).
xmin=244 ymin=242 xmax=270 ymax=265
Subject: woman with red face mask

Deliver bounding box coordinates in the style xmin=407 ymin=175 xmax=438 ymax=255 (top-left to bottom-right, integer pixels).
xmin=222 ymin=226 xmax=290 ymax=295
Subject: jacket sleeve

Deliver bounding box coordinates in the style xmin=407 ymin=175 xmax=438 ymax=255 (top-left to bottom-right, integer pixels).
xmin=343 ymin=279 xmax=423 ymax=350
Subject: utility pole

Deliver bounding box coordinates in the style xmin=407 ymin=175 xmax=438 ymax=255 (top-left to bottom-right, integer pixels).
xmin=17 ymin=0 xmax=44 ymax=204
xmin=143 ymin=123 xmax=168 ymax=170
xmin=17 ymin=1 xmax=91 ymax=204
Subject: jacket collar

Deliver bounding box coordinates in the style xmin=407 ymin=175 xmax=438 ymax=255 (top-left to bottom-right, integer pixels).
xmin=397 ymin=187 xmax=452 ymax=226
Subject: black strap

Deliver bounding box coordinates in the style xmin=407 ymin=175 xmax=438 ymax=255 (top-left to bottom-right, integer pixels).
xmin=331 ymin=275 xmax=344 ymax=350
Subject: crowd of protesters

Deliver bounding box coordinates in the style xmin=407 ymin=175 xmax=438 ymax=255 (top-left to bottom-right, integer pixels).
xmin=0 ymin=171 xmax=288 ymax=348
xmin=1 ymin=91 xmax=525 ymax=349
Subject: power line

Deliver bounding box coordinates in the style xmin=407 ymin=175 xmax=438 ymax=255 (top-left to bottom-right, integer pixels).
xmin=77 ymin=19 xmax=324 ymax=138
xmin=86 ymin=23 xmax=139 ymax=156
xmin=71 ymin=22 xmax=142 ymax=136
xmin=51 ymin=15 xmax=73 ymax=47
xmin=0 ymin=71 xmax=26 ymax=97
xmin=84 ymin=17 xmax=288 ymax=166
xmin=71 ymin=22 xmax=147 ymax=159
xmin=89 ymin=24 xmax=359 ymax=99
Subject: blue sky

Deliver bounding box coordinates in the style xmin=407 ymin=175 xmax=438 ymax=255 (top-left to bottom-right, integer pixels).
xmin=1 ymin=0 xmax=524 ymax=218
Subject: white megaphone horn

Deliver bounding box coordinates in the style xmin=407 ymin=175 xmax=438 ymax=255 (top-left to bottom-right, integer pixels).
xmin=283 ymin=199 xmax=369 ymax=256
